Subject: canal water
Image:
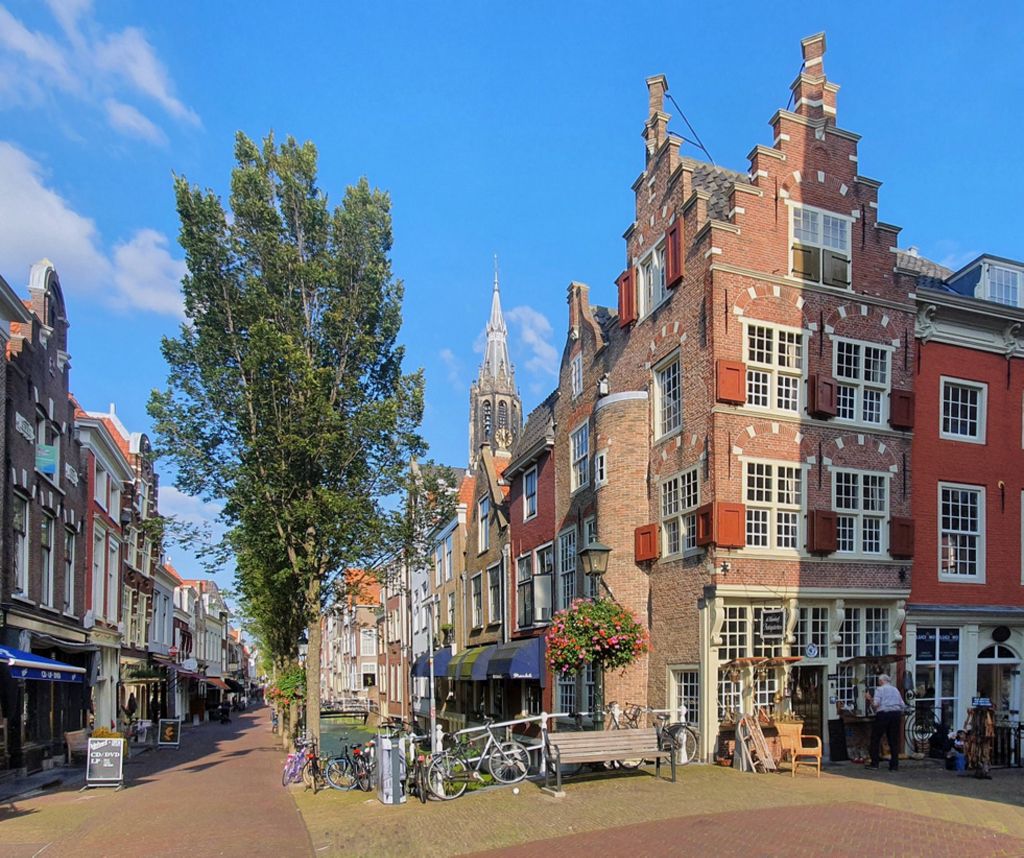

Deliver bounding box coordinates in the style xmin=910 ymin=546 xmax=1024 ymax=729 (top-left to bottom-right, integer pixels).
xmin=319 ymin=717 xmax=376 ymax=756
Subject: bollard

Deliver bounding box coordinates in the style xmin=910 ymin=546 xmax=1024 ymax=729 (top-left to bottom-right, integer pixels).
xmin=376 ymin=734 xmax=407 ymax=805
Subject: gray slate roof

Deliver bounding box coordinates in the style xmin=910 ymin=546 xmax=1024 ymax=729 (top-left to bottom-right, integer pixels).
xmin=688 ymin=159 xmax=752 ymax=222
xmin=895 ymin=250 xmax=952 ymax=290
xmin=509 ymin=390 xmax=557 ymax=468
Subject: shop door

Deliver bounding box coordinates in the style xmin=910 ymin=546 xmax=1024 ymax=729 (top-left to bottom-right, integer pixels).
xmin=976 ymin=647 xmax=1020 ymax=766
xmin=791 ymin=666 xmax=823 ymax=738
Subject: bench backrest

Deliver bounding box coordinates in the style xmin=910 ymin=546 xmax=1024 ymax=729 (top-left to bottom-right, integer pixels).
xmin=65 ymin=729 xmax=90 ymax=751
xmin=548 ymin=727 xmax=662 ymax=757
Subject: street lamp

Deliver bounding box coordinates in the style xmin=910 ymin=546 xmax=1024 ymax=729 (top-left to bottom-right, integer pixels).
xmin=578 ymin=541 xmax=612 ymax=577
xmin=577 ymin=540 xmax=612 ymax=730
xmin=298 ymin=631 xmax=309 ymax=663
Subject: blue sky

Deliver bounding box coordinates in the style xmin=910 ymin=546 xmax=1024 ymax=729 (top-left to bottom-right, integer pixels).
xmin=1 ymin=2 xmax=1022 ymax=593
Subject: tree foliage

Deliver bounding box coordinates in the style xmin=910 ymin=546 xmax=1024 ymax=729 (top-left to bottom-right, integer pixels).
xmin=149 ymin=132 xmax=424 ymax=736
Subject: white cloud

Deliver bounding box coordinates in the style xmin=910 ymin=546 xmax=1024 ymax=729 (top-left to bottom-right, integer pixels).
xmin=0 ymin=3 xmax=198 ymax=143
xmin=439 ymin=347 xmax=463 ymax=389
xmin=0 ymin=141 xmax=184 ymax=316
xmin=104 ymin=98 xmax=166 ymax=144
xmin=158 ymin=485 xmax=223 ymax=528
xmin=506 ymin=304 xmax=559 ymax=377
xmin=94 ymin=27 xmax=199 ymax=126
xmin=111 ymin=229 xmax=185 ymax=316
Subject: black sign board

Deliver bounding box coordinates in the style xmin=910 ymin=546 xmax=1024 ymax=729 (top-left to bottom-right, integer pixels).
xmin=157 ymin=719 xmax=181 ymax=749
xmin=759 ymin=609 xmax=785 ymax=641
xmin=85 ymin=737 xmax=124 ymax=789
xmin=938 ymin=628 xmax=960 ymax=662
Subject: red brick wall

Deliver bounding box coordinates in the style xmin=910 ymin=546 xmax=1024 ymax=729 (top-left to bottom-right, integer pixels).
xmin=912 ymin=340 xmax=1024 ymax=606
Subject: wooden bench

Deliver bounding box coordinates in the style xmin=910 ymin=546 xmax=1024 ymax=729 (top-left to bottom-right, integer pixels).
xmin=64 ymin=728 xmax=90 ymax=765
xmin=545 ymin=727 xmax=676 ymax=794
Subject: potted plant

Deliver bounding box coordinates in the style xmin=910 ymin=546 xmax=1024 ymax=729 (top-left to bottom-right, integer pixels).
xmin=439 ymin=623 xmax=454 ymax=646
xmin=545 ymin=598 xmax=649 ymax=676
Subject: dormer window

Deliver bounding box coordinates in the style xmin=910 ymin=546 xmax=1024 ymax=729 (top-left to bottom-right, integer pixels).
xmin=639 ymin=243 xmax=668 ymax=316
xmin=790 ymin=204 xmax=851 ymax=287
xmin=987 ymin=265 xmax=1020 ymax=307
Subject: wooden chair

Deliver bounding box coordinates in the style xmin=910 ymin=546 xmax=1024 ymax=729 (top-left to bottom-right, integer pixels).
xmin=64 ymin=728 xmax=90 ymax=766
xmin=775 ymin=721 xmax=822 ymax=777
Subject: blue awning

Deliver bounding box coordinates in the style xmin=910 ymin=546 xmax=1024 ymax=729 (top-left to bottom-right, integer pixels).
xmin=487 ymin=637 xmax=546 ymax=686
xmin=0 ymin=645 xmax=85 ymax=683
xmin=412 ymin=647 xmax=452 ymax=678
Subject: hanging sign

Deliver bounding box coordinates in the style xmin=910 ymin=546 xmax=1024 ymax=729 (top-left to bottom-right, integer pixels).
xmin=35 ymin=442 xmax=57 ymax=476
xmin=85 ymin=737 xmax=124 ymax=789
xmin=759 ymin=609 xmax=785 ymax=641
xmin=157 ymin=719 xmax=181 ymax=749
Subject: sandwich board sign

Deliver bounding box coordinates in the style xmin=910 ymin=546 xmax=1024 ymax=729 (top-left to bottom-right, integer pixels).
xmin=157 ymin=718 xmax=181 ymax=749
xmin=84 ymin=737 xmax=124 ymax=789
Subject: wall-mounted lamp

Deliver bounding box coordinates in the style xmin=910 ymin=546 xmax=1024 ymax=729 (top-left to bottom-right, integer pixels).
xmin=597 ymin=374 xmax=609 ymax=397
xmin=579 ymin=541 xmax=612 ymax=577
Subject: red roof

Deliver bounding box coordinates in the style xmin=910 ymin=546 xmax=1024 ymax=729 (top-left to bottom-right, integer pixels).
xmin=458 ymin=474 xmax=477 ymax=506
xmin=163 ymin=561 xmax=185 ymax=585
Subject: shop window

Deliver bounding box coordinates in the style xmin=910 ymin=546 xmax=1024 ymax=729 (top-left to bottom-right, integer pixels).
xmin=914 ymin=627 xmax=959 ymax=732
xmin=752 ymin=607 xmax=784 ymax=658
xmin=718 ymin=606 xmax=749 ymax=661
xmin=794 ymin=607 xmax=830 ymax=658
xmin=717 ymin=671 xmax=742 ymax=722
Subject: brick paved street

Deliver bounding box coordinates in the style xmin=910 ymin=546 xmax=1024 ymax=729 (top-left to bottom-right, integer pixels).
xmin=3 ymin=709 xmax=1023 ymax=858
xmin=0 ymin=706 xmax=310 ymax=857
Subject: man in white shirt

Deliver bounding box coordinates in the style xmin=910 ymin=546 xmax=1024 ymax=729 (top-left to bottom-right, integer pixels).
xmin=865 ymin=673 xmax=905 ymax=771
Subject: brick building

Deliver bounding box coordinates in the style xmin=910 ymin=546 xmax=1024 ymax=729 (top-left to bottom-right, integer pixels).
xmin=551 ymin=34 xmax=918 ymax=760
xmin=906 ymin=252 xmax=1024 ymax=757
xmin=1 ymin=261 xmax=89 ymax=772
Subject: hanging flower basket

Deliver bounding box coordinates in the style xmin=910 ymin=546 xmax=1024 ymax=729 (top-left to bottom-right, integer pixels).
xmin=546 ymin=598 xmax=649 ymax=677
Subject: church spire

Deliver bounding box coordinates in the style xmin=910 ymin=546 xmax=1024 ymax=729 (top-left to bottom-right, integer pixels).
xmin=480 ymin=255 xmax=513 ymax=385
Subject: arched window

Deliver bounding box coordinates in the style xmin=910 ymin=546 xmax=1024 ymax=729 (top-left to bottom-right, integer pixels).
xmin=482 ymin=401 xmax=492 ymax=438
xmin=498 ymin=400 xmax=508 ymax=431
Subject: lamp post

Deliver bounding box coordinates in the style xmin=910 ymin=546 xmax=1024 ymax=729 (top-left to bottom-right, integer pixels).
xmin=578 ymin=541 xmax=612 ymax=730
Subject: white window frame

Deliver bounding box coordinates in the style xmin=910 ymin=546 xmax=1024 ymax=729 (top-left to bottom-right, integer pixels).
xmin=445 ymin=534 xmax=453 ymax=581
xmin=487 ymin=563 xmax=501 ymax=625
xmin=478 ymin=496 xmax=490 ymax=553
xmin=570 ymin=422 xmax=589 ymax=493
xmin=471 ymin=574 xmax=483 ymax=628
xmin=523 ymin=466 xmax=538 ymax=521
xmin=938 ymin=482 xmax=985 ymax=583
xmin=653 ymin=351 xmax=682 ymax=440
xmin=40 ymin=513 xmax=55 ymax=608
xmin=669 ymin=666 xmax=700 ymax=728
xmin=831 ymin=467 xmax=890 ymax=558
xmin=741 ymin=459 xmax=805 ymax=553
xmin=13 ymin=494 xmax=29 ymax=596
xmin=788 ymin=201 xmax=853 ymax=284
xmin=557 ymin=527 xmax=577 ymax=610
xmin=986 ymin=264 xmax=1021 ymax=307
xmin=64 ymin=528 xmax=75 ymax=614
xmin=534 ymin=542 xmax=554 ymax=624
xmin=94 ymin=463 xmax=109 ymax=510
xmin=831 ymin=336 xmax=893 ymax=426
xmin=638 ymin=242 xmax=668 ymax=317
xmin=570 ymin=354 xmax=583 ymax=399
xmin=661 ymin=466 xmax=700 ymax=557
xmin=939 ymin=376 xmax=987 ymax=444
xmin=742 ymin=321 xmax=805 ymax=415
xmin=594 ymin=449 xmax=608 ymax=487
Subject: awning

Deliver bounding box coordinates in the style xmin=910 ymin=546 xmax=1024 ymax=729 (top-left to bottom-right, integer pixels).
xmin=487 ymin=637 xmax=546 ymax=685
xmin=206 ymin=677 xmax=230 ymax=690
xmin=412 ymin=647 xmax=452 ymax=678
xmin=448 ymin=645 xmax=496 ymax=681
xmin=0 ymin=645 xmax=85 ymax=683
xmin=224 ymin=677 xmax=245 ymax=693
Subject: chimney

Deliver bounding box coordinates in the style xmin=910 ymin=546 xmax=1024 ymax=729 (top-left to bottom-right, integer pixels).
xmin=789 ymin=33 xmax=839 ymax=125
xmin=644 ymin=75 xmax=670 ymax=161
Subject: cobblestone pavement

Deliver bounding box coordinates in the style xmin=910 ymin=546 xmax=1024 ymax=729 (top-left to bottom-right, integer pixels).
xmin=294 ymin=757 xmax=1024 ymax=857
xmin=0 ymin=706 xmax=311 ymax=858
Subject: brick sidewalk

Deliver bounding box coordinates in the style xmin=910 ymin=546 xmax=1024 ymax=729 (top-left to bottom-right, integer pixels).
xmin=0 ymin=706 xmax=311 ymax=858
xmin=293 ymin=760 xmax=1024 ymax=857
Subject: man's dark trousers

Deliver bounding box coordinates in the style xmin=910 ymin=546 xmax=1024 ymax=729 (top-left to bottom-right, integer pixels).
xmin=870 ymin=711 xmax=902 ymax=770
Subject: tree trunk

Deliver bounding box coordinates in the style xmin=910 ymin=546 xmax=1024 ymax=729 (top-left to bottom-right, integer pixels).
xmin=305 ymin=577 xmax=322 ymax=744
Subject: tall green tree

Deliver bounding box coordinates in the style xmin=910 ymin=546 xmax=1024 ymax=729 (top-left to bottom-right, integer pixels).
xmin=149 ymin=132 xmax=424 ymax=738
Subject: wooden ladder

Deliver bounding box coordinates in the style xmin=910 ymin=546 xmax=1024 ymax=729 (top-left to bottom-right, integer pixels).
xmin=737 ymin=715 xmax=777 ymax=773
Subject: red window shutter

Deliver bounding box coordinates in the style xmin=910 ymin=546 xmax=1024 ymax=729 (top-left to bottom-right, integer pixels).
xmin=889 ymin=517 xmax=915 ymax=559
xmin=806 ymin=510 xmax=837 ymax=554
xmin=617 ymin=268 xmax=637 ymax=328
xmin=634 ymin=523 xmax=659 ymax=562
xmin=807 ymin=374 xmax=837 ymax=419
xmin=716 ymin=503 xmax=746 ymax=549
xmin=716 ymin=360 xmax=747 ymax=405
xmin=695 ymin=502 xmax=714 ymax=546
xmin=666 ymin=222 xmax=683 ymax=288
xmin=889 ymin=389 xmax=915 ymax=430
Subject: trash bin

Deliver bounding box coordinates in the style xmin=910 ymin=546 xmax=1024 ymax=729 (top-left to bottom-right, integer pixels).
xmin=376 ymin=734 xmax=407 ymax=805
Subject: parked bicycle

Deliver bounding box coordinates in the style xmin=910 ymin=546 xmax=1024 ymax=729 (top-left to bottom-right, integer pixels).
xmin=282 ymin=732 xmax=314 ymax=787
xmin=324 ymin=739 xmax=373 ymax=792
xmin=611 ymin=702 xmax=699 ymax=765
xmin=427 ymin=717 xmax=529 ymax=800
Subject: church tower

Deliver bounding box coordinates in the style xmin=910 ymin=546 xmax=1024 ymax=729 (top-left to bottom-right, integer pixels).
xmin=468 ymin=262 xmax=521 ymax=466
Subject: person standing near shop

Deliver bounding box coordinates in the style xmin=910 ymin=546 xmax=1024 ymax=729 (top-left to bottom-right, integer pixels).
xmin=865 ymin=674 xmax=905 ymax=771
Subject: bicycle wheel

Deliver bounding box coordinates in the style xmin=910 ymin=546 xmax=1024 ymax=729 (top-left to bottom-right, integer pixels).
xmin=427 ymin=752 xmax=469 ymax=800
xmin=325 ymin=757 xmax=354 ymax=790
xmin=415 ymin=762 xmax=428 ymax=804
xmin=302 ymin=760 xmax=319 ymax=793
xmin=663 ymin=724 xmax=699 ymax=765
xmin=282 ymin=756 xmax=294 ymax=787
xmin=487 ymin=742 xmax=530 ymax=784
xmin=355 ymin=759 xmax=372 ymax=792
